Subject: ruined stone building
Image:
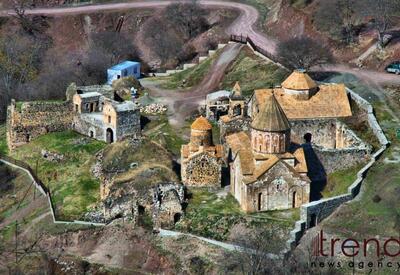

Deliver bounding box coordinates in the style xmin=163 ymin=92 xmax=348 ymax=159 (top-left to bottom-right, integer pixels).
xmin=72 ymin=90 xmax=140 ymax=143
xmin=181 ymin=116 xmax=224 ymax=187
xmin=226 ymin=94 xmax=310 ymax=212
xmin=7 ymin=100 xmax=73 ymax=150
xmin=206 ymin=82 xmax=247 ymax=122
xmin=7 ymin=84 xmax=141 ymax=150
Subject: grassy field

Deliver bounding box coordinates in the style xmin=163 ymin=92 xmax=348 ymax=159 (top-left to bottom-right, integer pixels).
xmin=175 ymin=188 xmax=299 ymax=248
xmin=323 ymin=103 xmax=400 ymax=240
xmin=158 ymin=51 xmax=220 ymax=90
xmin=221 ymin=47 xmax=289 ymax=96
xmin=143 ymin=115 xmax=188 ymax=156
xmin=322 ymin=164 xmax=365 ymax=198
xmin=101 ymin=138 xmax=178 ymax=192
xmin=0 ymin=124 xmax=7 ymax=155
xmin=10 ymin=131 xmax=106 ymax=220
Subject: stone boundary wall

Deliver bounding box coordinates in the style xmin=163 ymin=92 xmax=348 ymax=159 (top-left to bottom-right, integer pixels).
xmin=153 ymin=44 xmax=227 ymax=77
xmin=7 ymin=101 xmax=73 ymax=149
xmin=285 ymin=87 xmax=390 ymax=252
xmin=0 ymin=154 xmax=105 ymax=227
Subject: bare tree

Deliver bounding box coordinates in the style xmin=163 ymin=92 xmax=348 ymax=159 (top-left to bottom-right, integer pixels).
xmin=12 ymin=0 xmax=49 ymax=36
xmin=337 ymin=0 xmax=357 ymax=44
xmin=0 ymin=34 xmax=43 ymax=120
xmin=277 ymin=36 xmax=334 ymax=70
xmin=223 ymin=229 xmax=284 ymax=275
xmin=164 ymin=0 xmax=208 ymax=40
xmin=364 ymin=0 xmax=400 ymax=48
xmin=81 ymin=31 xmax=137 ymax=84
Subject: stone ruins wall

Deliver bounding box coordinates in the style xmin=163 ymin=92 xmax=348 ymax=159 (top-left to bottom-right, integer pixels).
xmin=116 ymin=109 xmax=141 ymax=140
xmin=314 ymin=147 xmax=371 ymax=174
xmin=289 ymin=119 xmax=372 ymax=173
xmin=286 ymin=87 xmax=390 ymax=252
xmin=290 ymin=119 xmax=337 ymax=148
xmin=219 ymin=117 xmax=251 ymax=143
xmin=73 ymin=114 xmax=105 ymax=141
xmin=7 ymin=100 xmax=73 ymax=149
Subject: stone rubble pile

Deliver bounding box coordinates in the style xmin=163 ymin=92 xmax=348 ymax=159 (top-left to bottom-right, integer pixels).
xmin=41 ymin=150 xmax=64 ymax=162
xmin=140 ymin=103 xmax=167 ymax=114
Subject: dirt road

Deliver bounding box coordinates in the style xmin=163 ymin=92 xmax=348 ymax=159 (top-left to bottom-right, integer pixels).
xmin=0 ymin=0 xmax=277 ymax=55
xmin=140 ymin=43 xmax=243 ymax=126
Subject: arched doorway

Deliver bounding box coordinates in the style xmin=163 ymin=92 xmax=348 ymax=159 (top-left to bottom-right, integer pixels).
xmin=310 ymin=213 xmax=317 ymax=227
xmin=106 ymin=128 xmax=114 ymax=143
xmin=174 ymin=213 xmax=181 ymax=223
xmin=233 ymin=104 xmax=241 ymax=116
xmin=304 ymin=133 xmax=312 ymax=143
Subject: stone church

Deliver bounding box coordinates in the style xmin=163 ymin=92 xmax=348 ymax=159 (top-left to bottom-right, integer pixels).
xmin=181 ymin=116 xmax=224 ymax=186
xmin=226 ymin=94 xmax=310 ymax=212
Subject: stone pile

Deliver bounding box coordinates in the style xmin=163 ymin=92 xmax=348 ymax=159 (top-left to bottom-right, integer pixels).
xmin=140 ymin=103 xmax=167 ymax=115
xmin=41 ymin=150 xmax=64 ymax=162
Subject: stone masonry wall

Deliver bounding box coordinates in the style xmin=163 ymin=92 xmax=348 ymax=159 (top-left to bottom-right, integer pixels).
xmin=73 ymin=114 xmax=105 ymax=141
xmin=286 ymin=87 xmax=390 ymax=253
xmin=116 ymin=109 xmax=141 ymax=140
xmin=314 ymin=147 xmax=371 ymax=174
xmin=219 ymin=117 xmax=251 ymax=143
xmin=7 ymin=101 xmax=73 ymax=149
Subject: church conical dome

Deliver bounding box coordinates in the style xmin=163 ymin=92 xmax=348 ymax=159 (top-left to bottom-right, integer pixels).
xmin=191 ymin=116 xmax=212 ymax=131
xmin=251 ymin=94 xmax=290 ymax=132
xmin=282 ymin=70 xmax=317 ymax=90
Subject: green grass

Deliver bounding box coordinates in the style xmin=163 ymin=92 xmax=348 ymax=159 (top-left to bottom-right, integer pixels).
xmin=176 ymin=188 xmax=299 ymax=244
xmin=101 ymin=138 xmax=178 ymax=191
xmin=0 ymin=123 xmax=7 ymax=155
xmin=144 ymin=115 xmax=188 ymax=156
xmin=323 ymin=102 xmax=400 ymax=239
xmin=10 ymin=131 xmax=106 ymax=220
xmin=322 ymin=164 xmax=365 ymax=198
xmin=221 ymin=47 xmax=289 ymax=96
xmin=159 ymin=52 xmax=219 ymax=90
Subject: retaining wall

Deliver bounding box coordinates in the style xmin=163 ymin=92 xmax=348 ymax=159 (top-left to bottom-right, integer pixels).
xmin=0 ymin=153 xmax=105 ymax=227
xmin=286 ymin=87 xmax=390 ymax=251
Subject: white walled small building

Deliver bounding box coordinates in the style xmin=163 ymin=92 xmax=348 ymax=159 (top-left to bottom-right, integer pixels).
xmin=107 ymin=61 xmax=141 ymax=85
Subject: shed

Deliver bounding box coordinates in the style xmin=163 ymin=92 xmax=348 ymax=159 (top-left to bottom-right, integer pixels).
xmin=107 ymin=61 xmax=141 ymax=84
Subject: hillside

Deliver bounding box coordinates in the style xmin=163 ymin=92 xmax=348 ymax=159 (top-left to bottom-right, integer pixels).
xmin=263 ymin=0 xmax=400 ymax=69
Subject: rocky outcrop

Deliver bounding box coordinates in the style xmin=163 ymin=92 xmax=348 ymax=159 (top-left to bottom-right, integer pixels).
xmin=102 ymin=181 xmax=185 ymax=229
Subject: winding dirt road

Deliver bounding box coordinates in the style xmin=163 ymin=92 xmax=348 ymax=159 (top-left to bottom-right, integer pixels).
xmin=0 ymin=0 xmax=277 ymax=54
xmin=2 ymin=0 xmax=399 ymax=123
xmin=141 ymin=43 xmax=243 ymax=126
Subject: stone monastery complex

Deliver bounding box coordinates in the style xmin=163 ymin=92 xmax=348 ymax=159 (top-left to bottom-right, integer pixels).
xmin=6 ymin=69 xmax=371 ymax=217
xmin=182 ymin=70 xmax=371 ymax=213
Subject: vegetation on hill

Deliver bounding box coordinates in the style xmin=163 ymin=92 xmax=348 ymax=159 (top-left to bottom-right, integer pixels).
xmin=322 ymin=163 xmax=364 ymax=198
xmin=143 ymin=115 xmax=188 ymax=156
xmin=102 ymin=138 xmax=178 ymax=188
xmin=221 ymin=47 xmax=289 ymax=96
xmin=10 ymin=131 xmax=106 ymax=220
xmin=0 ymin=124 xmax=7 ymax=155
xmin=175 ymin=188 xmax=298 ymax=250
xmin=158 ymin=50 xmax=220 ymax=90
xmin=322 ymin=103 xmax=400 ymax=239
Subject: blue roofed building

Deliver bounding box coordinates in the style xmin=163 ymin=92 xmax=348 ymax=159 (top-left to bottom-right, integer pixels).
xmin=107 ymin=61 xmax=141 ymax=84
